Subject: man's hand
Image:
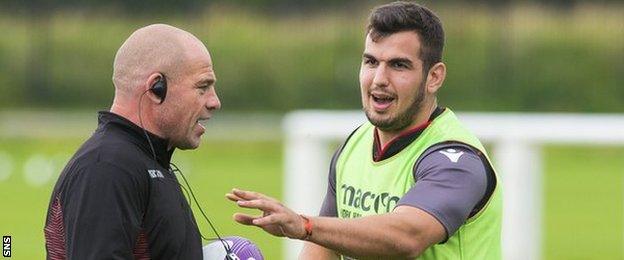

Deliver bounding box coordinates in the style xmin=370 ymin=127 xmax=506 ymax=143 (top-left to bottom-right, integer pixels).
xmin=227 ymin=189 xmax=446 ymax=259
xmin=226 ymin=188 xmax=307 ymax=240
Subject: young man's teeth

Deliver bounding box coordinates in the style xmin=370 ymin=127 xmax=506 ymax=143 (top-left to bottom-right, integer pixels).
xmin=373 ymin=95 xmax=393 ymax=102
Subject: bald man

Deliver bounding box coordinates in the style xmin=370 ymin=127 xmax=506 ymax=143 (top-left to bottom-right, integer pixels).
xmin=44 ymin=24 xmax=220 ymax=260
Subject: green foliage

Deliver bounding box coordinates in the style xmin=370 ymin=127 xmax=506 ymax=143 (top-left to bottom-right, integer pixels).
xmin=0 ymin=4 xmax=622 ymax=112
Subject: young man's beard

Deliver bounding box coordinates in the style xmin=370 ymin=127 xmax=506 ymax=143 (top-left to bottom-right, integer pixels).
xmin=365 ymin=81 xmax=426 ymax=132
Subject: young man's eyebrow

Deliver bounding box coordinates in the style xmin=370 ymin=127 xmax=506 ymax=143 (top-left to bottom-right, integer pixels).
xmin=389 ymin=58 xmax=413 ymax=65
xmin=362 ymin=53 xmax=376 ymax=59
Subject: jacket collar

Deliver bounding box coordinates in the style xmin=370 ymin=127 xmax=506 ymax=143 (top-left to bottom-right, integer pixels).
xmin=97 ymin=111 xmax=174 ymax=168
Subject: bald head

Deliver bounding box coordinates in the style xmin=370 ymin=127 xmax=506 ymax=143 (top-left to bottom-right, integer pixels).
xmin=112 ymin=24 xmax=209 ymax=95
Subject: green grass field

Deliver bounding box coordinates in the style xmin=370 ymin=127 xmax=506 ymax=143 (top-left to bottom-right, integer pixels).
xmin=0 ymin=138 xmax=622 ymax=259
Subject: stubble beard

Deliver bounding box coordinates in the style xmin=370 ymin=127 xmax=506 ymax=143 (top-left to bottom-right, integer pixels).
xmin=364 ymin=81 xmax=426 ymax=132
xmin=155 ymin=102 xmax=191 ymax=150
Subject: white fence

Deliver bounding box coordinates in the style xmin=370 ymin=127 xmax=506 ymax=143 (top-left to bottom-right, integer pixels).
xmin=283 ymin=110 xmax=624 ymax=260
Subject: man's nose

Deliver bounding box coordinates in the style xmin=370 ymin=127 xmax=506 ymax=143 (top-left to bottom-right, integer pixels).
xmin=372 ymin=65 xmax=389 ymax=88
xmin=206 ymin=89 xmax=221 ymax=110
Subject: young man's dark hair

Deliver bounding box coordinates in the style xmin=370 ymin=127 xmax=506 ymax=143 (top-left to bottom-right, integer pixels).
xmin=367 ymin=1 xmax=445 ymax=74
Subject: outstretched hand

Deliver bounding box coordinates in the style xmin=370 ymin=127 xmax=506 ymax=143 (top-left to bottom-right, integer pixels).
xmin=226 ymin=188 xmax=307 ymax=240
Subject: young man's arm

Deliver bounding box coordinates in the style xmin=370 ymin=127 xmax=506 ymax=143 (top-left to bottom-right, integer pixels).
xmin=311 ymin=206 xmax=446 ymax=259
xmin=228 ymin=189 xmax=445 ymax=259
xmin=300 ymin=242 xmax=340 ymax=260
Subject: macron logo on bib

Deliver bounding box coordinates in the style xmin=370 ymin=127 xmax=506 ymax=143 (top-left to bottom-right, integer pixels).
xmin=439 ymin=149 xmax=464 ymax=163
xmin=148 ymin=169 xmax=164 ymax=179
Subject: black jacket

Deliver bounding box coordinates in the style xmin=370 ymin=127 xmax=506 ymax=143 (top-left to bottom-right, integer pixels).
xmin=44 ymin=111 xmax=202 ymax=260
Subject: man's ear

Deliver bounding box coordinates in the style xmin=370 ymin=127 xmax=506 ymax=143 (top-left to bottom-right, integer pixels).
xmin=144 ymin=73 xmax=165 ymax=104
xmin=425 ymin=62 xmax=446 ymax=95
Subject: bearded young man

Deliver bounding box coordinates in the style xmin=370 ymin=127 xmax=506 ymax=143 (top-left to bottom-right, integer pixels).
xmin=228 ymin=2 xmax=502 ymax=259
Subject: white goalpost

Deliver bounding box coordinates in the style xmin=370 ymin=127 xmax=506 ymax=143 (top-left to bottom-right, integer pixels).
xmin=283 ymin=110 xmax=624 ymax=260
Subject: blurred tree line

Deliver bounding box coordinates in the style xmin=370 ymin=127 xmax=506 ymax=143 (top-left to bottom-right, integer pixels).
xmin=0 ymin=1 xmax=622 ymax=112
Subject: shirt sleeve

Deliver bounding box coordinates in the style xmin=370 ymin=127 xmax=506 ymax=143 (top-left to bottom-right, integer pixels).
xmin=318 ymin=147 xmax=340 ymax=217
xmin=396 ymin=144 xmax=488 ymax=239
xmin=60 ymin=161 xmax=148 ymax=259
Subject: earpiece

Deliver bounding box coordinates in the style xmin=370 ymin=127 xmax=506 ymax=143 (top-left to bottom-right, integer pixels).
xmin=150 ymin=74 xmax=167 ymax=104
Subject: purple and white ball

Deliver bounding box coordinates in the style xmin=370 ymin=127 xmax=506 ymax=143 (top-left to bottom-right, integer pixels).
xmin=202 ymin=236 xmax=264 ymax=260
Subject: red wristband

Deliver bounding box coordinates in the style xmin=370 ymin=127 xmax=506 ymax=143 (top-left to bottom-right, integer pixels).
xmin=300 ymin=214 xmax=313 ymax=240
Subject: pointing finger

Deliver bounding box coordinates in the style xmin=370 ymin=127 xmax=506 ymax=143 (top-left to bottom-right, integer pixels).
xmin=232 ymin=188 xmax=278 ymax=202
xmin=236 ymin=199 xmax=280 ymax=212
xmin=232 ymin=188 xmax=263 ymax=200
xmin=225 ymin=193 xmax=243 ymax=202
